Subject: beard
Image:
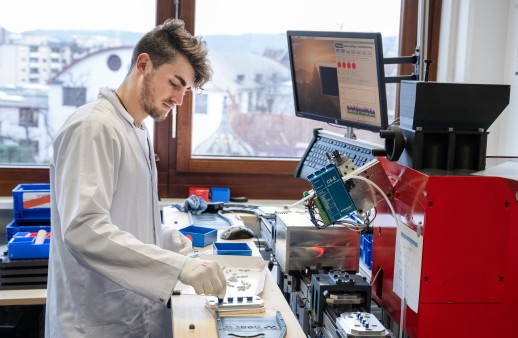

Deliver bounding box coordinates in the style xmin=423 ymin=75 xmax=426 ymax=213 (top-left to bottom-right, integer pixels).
xmin=140 ymin=71 xmax=173 ymax=123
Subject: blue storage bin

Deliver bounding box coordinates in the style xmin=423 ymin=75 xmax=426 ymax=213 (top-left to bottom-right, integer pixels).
xmin=12 ymin=183 xmax=51 ymax=221
xmin=6 ymin=219 xmax=51 ymax=243
xmin=180 ymin=225 xmax=217 ymax=247
xmin=213 ymin=242 xmax=252 ymax=256
xmin=8 ymin=231 xmax=50 ymax=260
xmin=210 ymin=187 xmax=230 ymax=203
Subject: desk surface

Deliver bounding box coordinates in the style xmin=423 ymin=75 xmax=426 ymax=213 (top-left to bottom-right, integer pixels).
xmin=0 ymin=289 xmax=46 ymax=306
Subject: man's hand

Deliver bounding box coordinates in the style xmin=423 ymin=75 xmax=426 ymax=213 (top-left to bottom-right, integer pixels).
xmin=179 ymin=258 xmax=226 ymax=298
xmin=162 ymin=227 xmax=193 ymax=255
xmin=172 ymin=229 xmax=192 ymax=255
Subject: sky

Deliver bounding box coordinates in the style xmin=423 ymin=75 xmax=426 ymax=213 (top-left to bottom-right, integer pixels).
xmin=1 ymin=0 xmax=401 ymax=37
xmin=0 ymin=0 xmax=156 ymax=33
xmin=195 ymin=0 xmax=402 ymax=36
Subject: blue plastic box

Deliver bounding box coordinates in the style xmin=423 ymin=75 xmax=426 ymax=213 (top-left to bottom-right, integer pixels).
xmin=213 ymin=242 xmax=252 ymax=256
xmin=6 ymin=219 xmax=52 ymax=243
xmin=180 ymin=225 xmax=217 ymax=247
xmin=12 ymin=183 xmax=51 ymax=221
xmin=210 ymin=187 xmax=230 ymax=203
xmin=8 ymin=231 xmax=50 ymax=260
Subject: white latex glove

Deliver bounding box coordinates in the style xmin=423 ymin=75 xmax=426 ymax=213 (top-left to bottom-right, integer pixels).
xmin=172 ymin=229 xmax=193 ymax=255
xmin=179 ymin=257 xmax=227 ymax=298
xmin=162 ymin=227 xmax=193 ymax=255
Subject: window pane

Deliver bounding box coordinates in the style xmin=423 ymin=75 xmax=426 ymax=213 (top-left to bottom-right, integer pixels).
xmin=193 ymin=0 xmax=401 ymax=159
xmin=0 ymin=0 xmax=156 ymax=166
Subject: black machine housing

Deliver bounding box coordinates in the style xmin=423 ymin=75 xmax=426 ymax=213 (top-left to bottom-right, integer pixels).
xmin=376 ymin=81 xmax=511 ymax=173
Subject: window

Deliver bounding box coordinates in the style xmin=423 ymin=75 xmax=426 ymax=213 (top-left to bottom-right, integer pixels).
xmin=0 ymin=0 xmax=156 ymax=193
xmin=152 ymin=0 xmax=439 ymax=199
xmin=194 ymin=94 xmax=208 ymax=115
xmin=19 ymin=108 xmax=39 ymax=127
xmin=62 ymin=87 xmax=86 ymax=107
xmin=192 ymin=0 xmax=401 ymax=160
xmin=0 ymin=0 xmax=440 ymax=198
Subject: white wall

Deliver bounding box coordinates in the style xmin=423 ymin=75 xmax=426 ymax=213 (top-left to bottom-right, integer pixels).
xmin=438 ymin=0 xmax=517 ymax=156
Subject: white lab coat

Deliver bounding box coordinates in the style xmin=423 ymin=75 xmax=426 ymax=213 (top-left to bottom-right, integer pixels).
xmin=45 ymin=87 xmax=187 ymax=338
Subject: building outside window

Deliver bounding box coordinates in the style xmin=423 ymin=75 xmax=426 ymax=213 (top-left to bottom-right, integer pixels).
xmin=191 ymin=0 xmax=401 ymax=159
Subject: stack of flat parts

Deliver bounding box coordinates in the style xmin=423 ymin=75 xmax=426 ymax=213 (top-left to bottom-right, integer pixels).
xmin=206 ymin=295 xmax=265 ymax=315
xmin=0 ymin=255 xmax=48 ymax=290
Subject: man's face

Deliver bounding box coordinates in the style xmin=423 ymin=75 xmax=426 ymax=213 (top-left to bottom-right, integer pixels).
xmin=139 ymin=54 xmax=195 ymax=122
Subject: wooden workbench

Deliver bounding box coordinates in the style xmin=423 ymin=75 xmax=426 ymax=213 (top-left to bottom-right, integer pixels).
xmin=0 ymin=288 xmax=46 ymax=306
xmin=170 ymin=265 xmax=304 ymax=337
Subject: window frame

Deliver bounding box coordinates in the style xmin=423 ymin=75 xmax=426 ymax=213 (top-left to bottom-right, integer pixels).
xmin=0 ymin=0 xmax=442 ymax=198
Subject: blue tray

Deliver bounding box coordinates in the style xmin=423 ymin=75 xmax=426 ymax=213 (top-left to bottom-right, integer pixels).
xmin=213 ymin=242 xmax=252 ymax=256
xmin=180 ymin=225 xmax=217 ymax=247
xmin=12 ymin=183 xmax=51 ymax=221
xmin=8 ymin=231 xmax=50 ymax=260
xmin=6 ymin=219 xmax=51 ymax=243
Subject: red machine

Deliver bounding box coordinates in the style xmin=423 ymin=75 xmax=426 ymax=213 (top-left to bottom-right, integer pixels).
xmin=371 ymin=157 xmax=518 ymax=337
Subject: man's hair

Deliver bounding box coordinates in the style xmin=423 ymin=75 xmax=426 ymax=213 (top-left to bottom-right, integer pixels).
xmin=130 ymin=18 xmax=212 ymax=90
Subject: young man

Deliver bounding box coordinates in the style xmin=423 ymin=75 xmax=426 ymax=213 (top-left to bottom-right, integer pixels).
xmin=45 ymin=19 xmax=226 ymax=337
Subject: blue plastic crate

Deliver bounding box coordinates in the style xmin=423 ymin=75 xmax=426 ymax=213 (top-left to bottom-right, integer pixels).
xmin=12 ymin=183 xmax=51 ymax=221
xmin=213 ymin=242 xmax=252 ymax=256
xmin=8 ymin=231 xmax=50 ymax=260
xmin=179 ymin=225 xmax=217 ymax=247
xmin=210 ymin=187 xmax=230 ymax=203
xmin=360 ymin=233 xmax=373 ymax=270
xmin=6 ymin=219 xmax=51 ymax=243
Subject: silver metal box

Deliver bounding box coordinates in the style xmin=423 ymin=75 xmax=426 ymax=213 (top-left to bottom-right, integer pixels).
xmin=274 ymin=211 xmax=360 ymax=273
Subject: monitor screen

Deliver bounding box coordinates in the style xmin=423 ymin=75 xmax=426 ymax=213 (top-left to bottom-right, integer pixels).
xmin=287 ymin=30 xmax=388 ymax=133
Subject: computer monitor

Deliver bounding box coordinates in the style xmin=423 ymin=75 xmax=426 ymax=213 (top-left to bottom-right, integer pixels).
xmin=287 ymin=30 xmax=389 ymax=133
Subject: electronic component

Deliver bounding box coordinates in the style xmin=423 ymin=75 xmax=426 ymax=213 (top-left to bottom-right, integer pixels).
xmin=310 ymin=271 xmax=371 ymax=325
xmin=307 ymin=163 xmax=357 ymax=225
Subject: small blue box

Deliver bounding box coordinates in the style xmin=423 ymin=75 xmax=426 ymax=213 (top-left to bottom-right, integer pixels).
xmin=210 ymin=187 xmax=230 ymax=203
xmin=213 ymin=242 xmax=252 ymax=256
xmin=180 ymin=225 xmax=217 ymax=247
xmin=6 ymin=219 xmax=51 ymax=243
xmin=12 ymin=183 xmax=51 ymax=221
xmin=8 ymin=231 xmax=50 ymax=260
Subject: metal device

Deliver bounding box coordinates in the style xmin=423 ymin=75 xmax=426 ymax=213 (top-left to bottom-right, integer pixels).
xmin=274 ymin=211 xmax=360 ymax=273
xmin=310 ymin=271 xmax=371 ymax=326
xmin=214 ymin=311 xmax=287 ymax=338
xmin=336 ymin=312 xmax=389 ymax=337
xmin=324 ymin=152 xmax=393 ymax=215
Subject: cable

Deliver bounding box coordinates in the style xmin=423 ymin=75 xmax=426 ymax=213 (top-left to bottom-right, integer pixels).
xmin=284 ymin=190 xmax=315 ymax=210
xmin=370 ymin=267 xmax=382 ymax=287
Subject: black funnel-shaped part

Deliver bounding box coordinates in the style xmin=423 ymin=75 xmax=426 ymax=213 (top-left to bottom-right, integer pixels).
xmin=400 ymin=81 xmax=511 ymax=131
